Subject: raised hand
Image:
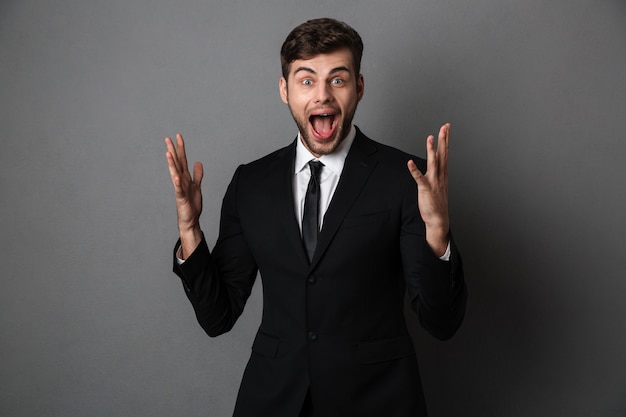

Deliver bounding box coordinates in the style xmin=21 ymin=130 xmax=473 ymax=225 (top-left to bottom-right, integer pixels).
xmin=407 ymin=123 xmax=451 ymax=257
xmin=165 ymin=133 xmax=204 ymax=258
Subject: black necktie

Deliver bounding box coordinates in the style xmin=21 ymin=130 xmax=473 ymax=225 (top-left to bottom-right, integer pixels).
xmin=302 ymin=160 xmax=324 ymax=262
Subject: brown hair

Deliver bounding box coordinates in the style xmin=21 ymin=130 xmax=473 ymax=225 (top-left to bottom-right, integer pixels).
xmin=280 ymin=18 xmax=364 ymax=79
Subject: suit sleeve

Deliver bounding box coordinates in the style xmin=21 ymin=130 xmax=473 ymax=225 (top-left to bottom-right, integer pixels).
xmin=400 ymin=170 xmax=468 ymax=341
xmin=172 ymin=165 xmax=258 ymax=337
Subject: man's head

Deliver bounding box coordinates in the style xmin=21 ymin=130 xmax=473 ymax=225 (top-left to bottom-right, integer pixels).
xmin=280 ymin=18 xmax=364 ymax=79
xmin=279 ymin=18 xmax=365 ymax=157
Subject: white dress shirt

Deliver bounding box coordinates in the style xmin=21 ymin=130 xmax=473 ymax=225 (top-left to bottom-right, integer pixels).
xmin=293 ymin=126 xmax=356 ymax=233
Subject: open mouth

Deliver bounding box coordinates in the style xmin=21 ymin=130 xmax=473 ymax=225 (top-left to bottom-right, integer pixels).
xmin=309 ymin=113 xmax=337 ymax=140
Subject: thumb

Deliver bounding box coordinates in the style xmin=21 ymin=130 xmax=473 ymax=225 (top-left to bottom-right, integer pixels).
xmin=407 ymin=159 xmax=425 ymax=183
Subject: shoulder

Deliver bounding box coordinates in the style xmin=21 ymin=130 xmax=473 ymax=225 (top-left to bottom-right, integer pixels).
xmin=232 ymin=140 xmax=296 ymax=180
xmin=353 ymin=127 xmax=426 ymax=173
xmin=244 ymin=141 xmax=295 ymax=169
xmin=226 ymin=140 xmax=295 ymax=191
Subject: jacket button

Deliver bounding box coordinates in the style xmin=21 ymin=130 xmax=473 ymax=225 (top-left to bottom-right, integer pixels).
xmin=308 ymin=331 xmax=318 ymax=341
xmin=307 ymin=275 xmax=316 ymax=284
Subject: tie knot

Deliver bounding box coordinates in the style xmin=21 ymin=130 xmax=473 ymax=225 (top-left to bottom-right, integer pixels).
xmin=308 ymin=160 xmax=323 ymax=181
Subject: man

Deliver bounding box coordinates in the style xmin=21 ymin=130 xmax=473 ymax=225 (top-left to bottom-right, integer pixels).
xmin=165 ymin=18 xmax=467 ymax=417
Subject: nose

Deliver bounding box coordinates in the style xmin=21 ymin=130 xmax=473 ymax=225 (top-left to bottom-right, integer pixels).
xmin=314 ymin=83 xmax=334 ymax=104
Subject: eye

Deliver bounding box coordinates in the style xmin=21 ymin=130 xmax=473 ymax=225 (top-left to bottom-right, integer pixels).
xmin=331 ymin=78 xmax=344 ymax=85
xmin=302 ymin=79 xmax=313 ymax=86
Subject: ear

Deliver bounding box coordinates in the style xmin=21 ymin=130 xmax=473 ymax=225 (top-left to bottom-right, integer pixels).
xmin=279 ymin=77 xmax=288 ymax=104
xmin=356 ymin=74 xmax=365 ymax=101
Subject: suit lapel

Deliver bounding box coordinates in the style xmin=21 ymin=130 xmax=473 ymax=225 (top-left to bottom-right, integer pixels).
xmin=310 ymin=130 xmax=378 ymax=268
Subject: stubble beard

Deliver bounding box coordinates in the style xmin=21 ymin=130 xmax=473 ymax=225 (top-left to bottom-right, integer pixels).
xmin=290 ymin=105 xmax=357 ymax=157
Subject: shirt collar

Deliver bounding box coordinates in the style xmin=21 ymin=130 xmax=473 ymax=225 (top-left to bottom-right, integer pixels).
xmin=294 ymin=125 xmax=356 ymax=176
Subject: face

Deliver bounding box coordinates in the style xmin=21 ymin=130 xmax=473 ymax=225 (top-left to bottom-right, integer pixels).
xmin=279 ymin=48 xmax=364 ymax=157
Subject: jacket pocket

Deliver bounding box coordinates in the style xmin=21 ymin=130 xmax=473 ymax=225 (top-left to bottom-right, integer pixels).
xmin=251 ymin=332 xmax=280 ymax=358
xmin=356 ymin=335 xmax=415 ymax=364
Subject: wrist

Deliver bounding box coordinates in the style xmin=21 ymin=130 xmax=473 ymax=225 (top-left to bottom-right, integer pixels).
xmin=178 ymin=226 xmax=202 ymax=259
xmin=425 ymin=226 xmax=449 ymax=257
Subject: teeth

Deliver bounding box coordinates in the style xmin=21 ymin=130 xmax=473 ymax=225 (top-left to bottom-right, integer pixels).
xmin=321 ymin=113 xmax=329 ymax=117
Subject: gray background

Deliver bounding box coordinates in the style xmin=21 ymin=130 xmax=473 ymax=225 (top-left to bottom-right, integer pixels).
xmin=1 ymin=0 xmax=625 ymax=416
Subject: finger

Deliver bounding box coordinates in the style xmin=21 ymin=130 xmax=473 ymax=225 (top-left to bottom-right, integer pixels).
xmin=407 ymin=159 xmax=425 ymax=184
xmin=438 ymin=123 xmax=450 ymax=161
xmin=165 ymin=150 xmax=183 ymax=191
xmin=426 ymin=134 xmax=437 ymax=176
xmin=165 ymin=137 xmax=181 ymax=173
xmin=193 ymin=162 xmax=204 ymax=187
xmin=436 ymin=124 xmax=449 ymax=177
xmin=176 ymin=133 xmax=190 ymax=173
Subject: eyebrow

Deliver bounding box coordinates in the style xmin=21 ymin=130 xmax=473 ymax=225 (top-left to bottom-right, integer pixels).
xmin=293 ymin=66 xmax=351 ymax=76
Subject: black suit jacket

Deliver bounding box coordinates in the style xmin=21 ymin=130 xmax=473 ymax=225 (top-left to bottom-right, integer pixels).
xmin=173 ymin=128 xmax=467 ymax=416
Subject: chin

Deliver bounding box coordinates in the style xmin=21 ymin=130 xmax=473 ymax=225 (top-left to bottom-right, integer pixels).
xmin=293 ymin=111 xmax=350 ymax=156
xmin=303 ymin=131 xmax=344 ymax=156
